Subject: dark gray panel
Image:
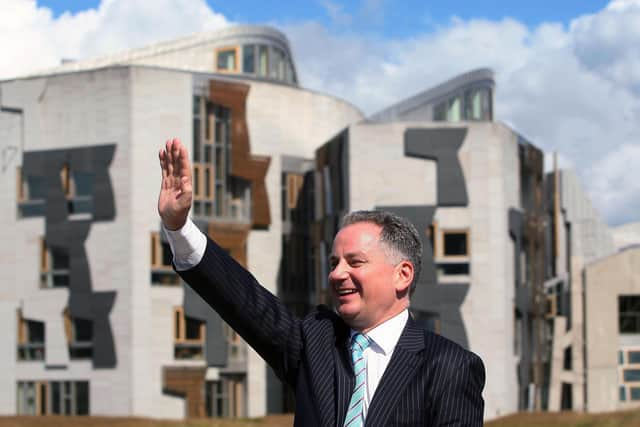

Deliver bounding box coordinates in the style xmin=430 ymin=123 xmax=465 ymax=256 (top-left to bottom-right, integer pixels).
xmin=376 ymin=205 xmax=469 ymax=349
xmin=21 ymin=144 xmax=117 ymax=369
xmin=183 ymin=282 xmax=228 ymax=366
xmin=404 ymin=128 xmax=468 ymax=207
xmin=509 ymin=208 xmax=531 ymax=408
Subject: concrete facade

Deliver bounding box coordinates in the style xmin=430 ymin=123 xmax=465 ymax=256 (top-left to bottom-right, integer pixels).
xmin=585 ymin=247 xmax=640 ymax=412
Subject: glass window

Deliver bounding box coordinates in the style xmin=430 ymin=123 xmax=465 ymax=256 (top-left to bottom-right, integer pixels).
xmin=217 ymin=48 xmax=237 ymax=71
xmin=623 ymin=369 xmax=640 ymax=382
xmin=242 ymin=45 xmax=255 ymax=73
xmin=619 ymin=296 xmax=640 ymax=334
xmin=620 ymin=350 xmax=625 ymax=365
xmin=632 ymin=387 xmax=640 ymax=401
xmin=447 ymin=97 xmax=461 ymax=121
xmin=271 ymin=48 xmax=285 ymax=80
xmin=27 ymin=176 xmax=47 ymax=199
xmin=75 ymin=382 xmax=89 ymax=415
xmin=258 ymin=45 xmax=269 ymax=77
xmin=629 ymin=351 xmax=640 ymax=364
xmin=437 ymin=262 xmax=470 ymax=276
xmin=433 ymin=102 xmax=447 ymax=121
xmin=443 ymin=231 xmax=468 ymax=256
xmin=185 ymin=316 xmax=203 ymax=340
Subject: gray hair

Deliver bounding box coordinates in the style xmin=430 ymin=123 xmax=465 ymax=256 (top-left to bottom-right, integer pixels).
xmin=340 ymin=210 xmax=422 ymax=295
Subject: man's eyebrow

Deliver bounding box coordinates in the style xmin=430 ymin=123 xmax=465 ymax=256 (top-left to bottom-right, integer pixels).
xmin=330 ymin=251 xmax=366 ymax=260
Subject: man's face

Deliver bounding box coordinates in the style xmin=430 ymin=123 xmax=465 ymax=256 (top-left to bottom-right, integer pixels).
xmin=329 ymin=222 xmax=408 ymax=331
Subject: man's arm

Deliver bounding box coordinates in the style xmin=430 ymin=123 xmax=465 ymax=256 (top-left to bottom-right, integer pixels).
xmin=157 ymin=138 xmax=304 ymax=385
xmin=431 ymin=350 xmax=485 ymax=426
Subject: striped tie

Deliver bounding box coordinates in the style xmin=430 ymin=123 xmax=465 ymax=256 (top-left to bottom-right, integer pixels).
xmin=344 ymin=333 xmax=370 ymax=427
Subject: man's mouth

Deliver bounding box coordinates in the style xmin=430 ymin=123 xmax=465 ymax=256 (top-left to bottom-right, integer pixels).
xmin=337 ymin=288 xmax=358 ymax=296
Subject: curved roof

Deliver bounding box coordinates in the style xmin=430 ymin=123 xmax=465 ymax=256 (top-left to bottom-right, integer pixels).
xmin=367 ymin=68 xmax=495 ymax=122
xmin=17 ymin=25 xmax=298 ymax=84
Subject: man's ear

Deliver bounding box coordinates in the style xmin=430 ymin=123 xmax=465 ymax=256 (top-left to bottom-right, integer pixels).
xmin=394 ymin=260 xmax=414 ymax=294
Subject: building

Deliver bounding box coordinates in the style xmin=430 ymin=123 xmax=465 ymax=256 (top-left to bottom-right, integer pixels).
xmin=0 ymin=25 xmax=362 ymax=419
xmin=1 ymin=23 xmax=638 ymax=421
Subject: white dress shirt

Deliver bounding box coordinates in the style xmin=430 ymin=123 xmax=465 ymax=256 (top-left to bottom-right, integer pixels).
xmin=164 ymin=218 xmax=409 ymax=419
xmin=355 ymin=309 xmax=408 ymax=419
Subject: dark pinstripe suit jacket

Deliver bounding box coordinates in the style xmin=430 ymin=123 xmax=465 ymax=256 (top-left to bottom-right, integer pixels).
xmin=179 ymin=238 xmax=486 ymax=426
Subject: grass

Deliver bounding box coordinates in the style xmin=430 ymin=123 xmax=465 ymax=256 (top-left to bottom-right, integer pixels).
xmin=2 ymin=411 xmax=640 ymax=426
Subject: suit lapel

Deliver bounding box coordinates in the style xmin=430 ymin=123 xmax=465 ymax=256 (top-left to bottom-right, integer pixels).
xmin=365 ymin=317 xmax=425 ymax=427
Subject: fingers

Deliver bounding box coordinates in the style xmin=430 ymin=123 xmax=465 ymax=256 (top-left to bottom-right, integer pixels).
xmin=165 ymin=139 xmax=174 ymax=178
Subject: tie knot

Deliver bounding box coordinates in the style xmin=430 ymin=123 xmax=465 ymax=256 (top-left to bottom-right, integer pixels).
xmin=351 ymin=333 xmax=370 ymax=354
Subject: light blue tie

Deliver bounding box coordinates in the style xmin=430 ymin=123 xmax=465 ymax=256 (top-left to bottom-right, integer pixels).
xmin=344 ymin=333 xmax=370 ymax=427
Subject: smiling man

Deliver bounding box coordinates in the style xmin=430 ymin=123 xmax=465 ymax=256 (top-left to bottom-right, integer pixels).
xmin=158 ymin=138 xmax=485 ymax=426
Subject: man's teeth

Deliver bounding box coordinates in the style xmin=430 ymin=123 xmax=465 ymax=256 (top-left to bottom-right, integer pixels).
xmin=338 ymin=289 xmax=357 ymax=295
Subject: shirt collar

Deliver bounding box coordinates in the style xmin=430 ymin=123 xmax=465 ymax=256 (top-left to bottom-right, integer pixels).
xmin=351 ymin=309 xmax=409 ymax=356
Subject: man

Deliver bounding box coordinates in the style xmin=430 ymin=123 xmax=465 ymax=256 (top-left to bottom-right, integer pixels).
xmin=158 ymin=138 xmax=485 ymax=426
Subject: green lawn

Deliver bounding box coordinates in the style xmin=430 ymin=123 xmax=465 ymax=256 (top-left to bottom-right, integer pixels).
xmin=2 ymin=411 xmax=640 ymax=426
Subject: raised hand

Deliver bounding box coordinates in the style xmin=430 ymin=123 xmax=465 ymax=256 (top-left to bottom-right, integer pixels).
xmin=158 ymin=138 xmax=192 ymax=230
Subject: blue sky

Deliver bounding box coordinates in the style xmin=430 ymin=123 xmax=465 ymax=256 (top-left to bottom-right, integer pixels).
xmin=40 ymin=0 xmax=610 ymax=37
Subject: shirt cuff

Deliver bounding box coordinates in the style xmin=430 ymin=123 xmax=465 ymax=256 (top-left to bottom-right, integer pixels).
xmin=162 ymin=218 xmax=207 ymax=271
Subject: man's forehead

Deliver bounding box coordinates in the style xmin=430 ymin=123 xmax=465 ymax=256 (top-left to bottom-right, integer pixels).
xmin=332 ymin=222 xmax=381 ymax=251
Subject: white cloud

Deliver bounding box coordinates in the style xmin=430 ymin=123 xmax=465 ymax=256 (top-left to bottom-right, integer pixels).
xmin=283 ymin=2 xmax=640 ymax=225
xmin=0 ymin=0 xmax=230 ymax=80
xmin=0 ymin=0 xmax=637 ymax=225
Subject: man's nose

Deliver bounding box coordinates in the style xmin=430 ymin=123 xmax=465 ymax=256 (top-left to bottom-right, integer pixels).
xmin=328 ymin=260 xmax=349 ymax=282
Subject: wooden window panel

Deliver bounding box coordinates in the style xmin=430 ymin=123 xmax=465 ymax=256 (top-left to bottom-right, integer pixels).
xmin=215 ymin=46 xmax=240 ymax=73
xmin=63 ymin=309 xmax=72 ymax=344
xmin=150 ymin=233 xmax=158 ymax=268
xmin=37 ymin=381 xmax=48 ymax=415
xmin=40 ymin=238 xmax=49 ymax=273
xmin=17 ymin=167 xmax=25 ymax=202
xmin=17 ymin=310 xmax=26 ymax=345
xmin=60 ymin=164 xmax=75 ymax=198
xmin=174 ymin=307 xmax=184 ymax=342
xmin=193 ymin=164 xmax=203 ymax=200
xmin=204 ymin=165 xmax=214 ymax=199
xmin=287 ymin=174 xmax=304 ymax=209
xmin=206 ymin=114 xmax=215 ymax=144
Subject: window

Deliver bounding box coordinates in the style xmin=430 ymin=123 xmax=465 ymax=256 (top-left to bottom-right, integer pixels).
xmin=271 ymin=47 xmax=286 ymax=81
xmin=463 ymin=87 xmax=492 ymax=121
xmin=40 ymin=238 xmax=70 ymax=288
xmin=64 ymin=310 xmax=93 ymax=359
xmin=437 ymin=263 xmax=470 ymax=276
xmin=447 ymin=97 xmax=461 ymax=121
xmin=60 ymin=163 xmax=94 ymax=215
xmin=216 ymin=47 xmax=238 ymax=72
xmin=619 ymin=296 xmax=640 ymax=333
xmin=17 ymin=167 xmax=46 ymax=217
xmin=618 ymin=346 xmax=640 ymax=401
xmin=433 ymin=102 xmax=447 ymax=121
xmin=434 ymin=228 xmax=470 ymax=281
xmin=17 ymin=311 xmax=45 ymax=361
xmin=258 ymin=45 xmax=269 ymax=77
xmin=191 ymin=98 xmax=251 ymax=222
xmin=242 ymin=45 xmax=255 ymax=73
xmin=17 ymin=381 xmax=89 ymax=415
xmin=150 ymin=232 xmax=180 ymax=285
xmin=442 ymin=231 xmax=469 ymax=257
xmin=205 ymin=375 xmax=245 ymax=418
xmin=173 ymin=307 xmax=205 ymax=360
